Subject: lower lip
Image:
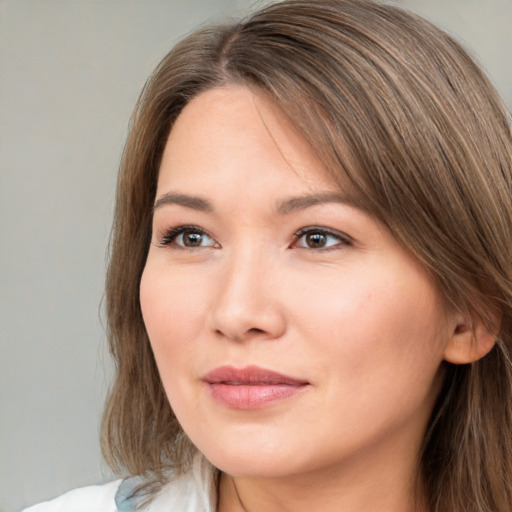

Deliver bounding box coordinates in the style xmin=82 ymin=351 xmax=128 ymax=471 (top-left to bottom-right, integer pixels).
xmin=207 ymin=383 xmax=307 ymax=409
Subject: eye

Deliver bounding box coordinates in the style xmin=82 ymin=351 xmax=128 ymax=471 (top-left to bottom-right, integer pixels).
xmin=158 ymin=225 xmax=218 ymax=249
xmin=293 ymin=227 xmax=350 ymax=250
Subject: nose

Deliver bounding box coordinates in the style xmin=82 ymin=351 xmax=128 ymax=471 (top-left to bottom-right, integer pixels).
xmin=209 ymin=247 xmax=287 ymax=343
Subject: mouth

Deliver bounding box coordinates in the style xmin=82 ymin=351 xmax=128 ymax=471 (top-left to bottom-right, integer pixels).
xmin=202 ymin=365 xmax=310 ymax=409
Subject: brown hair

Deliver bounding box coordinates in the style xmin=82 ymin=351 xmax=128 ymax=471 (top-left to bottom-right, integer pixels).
xmin=101 ymin=1 xmax=512 ymax=510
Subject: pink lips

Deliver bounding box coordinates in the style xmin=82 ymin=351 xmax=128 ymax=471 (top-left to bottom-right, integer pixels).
xmin=202 ymin=365 xmax=309 ymax=409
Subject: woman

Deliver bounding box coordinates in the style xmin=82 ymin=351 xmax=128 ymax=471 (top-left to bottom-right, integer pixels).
xmin=25 ymin=0 xmax=512 ymax=511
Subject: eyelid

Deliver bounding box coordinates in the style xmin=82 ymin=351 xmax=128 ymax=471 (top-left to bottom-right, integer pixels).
xmin=156 ymin=224 xmax=219 ymax=249
xmin=292 ymin=226 xmax=352 ymax=250
xmin=155 ymin=224 xmax=351 ymax=250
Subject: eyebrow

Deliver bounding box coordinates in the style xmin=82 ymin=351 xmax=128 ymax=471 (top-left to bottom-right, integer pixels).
xmin=153 ymin=192 xmax=213 ymax=212
xmin=153 ymin=191 xmax=363 ymax=214
xmin=277 ymin=192 xmax=361 ymax=214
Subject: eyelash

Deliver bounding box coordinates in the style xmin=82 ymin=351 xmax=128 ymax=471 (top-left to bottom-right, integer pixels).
xmin=156 ymin=225 xmax=351 ymax=250
xmin=292 ymin=227 xmax=351 ymax=250
xmin=157 ymin=225 xmax=216 ymax=249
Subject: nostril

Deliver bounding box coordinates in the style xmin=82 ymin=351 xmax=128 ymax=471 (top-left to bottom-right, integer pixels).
xmin=215 ymin=326 xmax=270 ymax=342
xmin=211 ymin=298 xmax=287 ymax=342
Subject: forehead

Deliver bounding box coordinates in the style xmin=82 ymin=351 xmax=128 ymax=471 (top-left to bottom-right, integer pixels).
xmin=156 ymin=85 xmax=339 ymax=196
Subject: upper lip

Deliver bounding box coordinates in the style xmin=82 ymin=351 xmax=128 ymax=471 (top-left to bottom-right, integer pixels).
xmin=202 ymin=365 xmax=309 ymax=386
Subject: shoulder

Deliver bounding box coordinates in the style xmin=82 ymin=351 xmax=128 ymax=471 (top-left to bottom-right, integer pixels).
xmin=21 ymin=455 xmax=217 ymax=512
xmin=147 ymin=456 xmax=217 ymax=512
xmin=21 ymin=480 xmax=122 ymax=512
xmin=117 ymin=455 xmax=218 ymax=512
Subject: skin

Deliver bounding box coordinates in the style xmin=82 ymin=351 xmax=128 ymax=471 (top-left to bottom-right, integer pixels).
xmin=140 ymin=85 xmax=476 ymax=512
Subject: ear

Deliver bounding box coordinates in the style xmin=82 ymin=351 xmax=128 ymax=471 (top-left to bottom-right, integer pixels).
xmin=443 ymin=309 xmax=501 ymax=365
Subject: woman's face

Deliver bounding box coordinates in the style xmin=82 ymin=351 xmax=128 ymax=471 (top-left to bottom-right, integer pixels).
xmin=140 ymin=86 xmax=454 ymax=480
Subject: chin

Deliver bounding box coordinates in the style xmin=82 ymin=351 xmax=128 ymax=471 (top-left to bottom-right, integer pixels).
xmin=207 ymin=452 xmax=298 ymax=478
xmin=193 ymin=431 xmax=318 ymax=479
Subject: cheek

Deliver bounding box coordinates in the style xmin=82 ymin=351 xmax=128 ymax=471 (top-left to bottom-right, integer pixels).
xmin=139 ymin=263 xmax=211 ymax=424
xmin=139 ymin=263 xmax=207 ymax=369
xmin=294 ymin=267 xmax=448 ymax=394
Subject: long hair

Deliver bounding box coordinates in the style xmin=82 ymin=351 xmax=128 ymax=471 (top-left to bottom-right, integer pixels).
xmin=102 ymin=1 xmax=512 ymax=510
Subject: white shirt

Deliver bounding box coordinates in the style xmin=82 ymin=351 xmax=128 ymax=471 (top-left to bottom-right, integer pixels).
xmin=22 ymin=455 xmax=217 ymax=512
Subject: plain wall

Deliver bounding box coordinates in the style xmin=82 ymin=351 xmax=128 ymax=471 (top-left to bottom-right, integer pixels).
xmin=1 ymin=1 xmax=510 ymax=511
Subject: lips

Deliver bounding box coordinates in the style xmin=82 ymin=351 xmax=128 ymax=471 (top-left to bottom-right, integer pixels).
xmin=202 ymin=365 xmax=309 ymax=409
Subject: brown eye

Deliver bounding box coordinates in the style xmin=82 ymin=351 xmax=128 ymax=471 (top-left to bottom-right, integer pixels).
xmin=159 ymin=226 xmax=218 ymax=248
xmin=294 ymin=228 xmax=349 ymax=250
xmin=175 ymin=229 xmax=216 ymax=247
xmin=182 ymin=231 xmax=205 ymax=247
xmin=304 ymin=232 xmax=327 ymax=248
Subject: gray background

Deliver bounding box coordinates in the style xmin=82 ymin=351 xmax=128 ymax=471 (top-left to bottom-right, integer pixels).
xmin=1 ymin=1 xmax=510 ymax=511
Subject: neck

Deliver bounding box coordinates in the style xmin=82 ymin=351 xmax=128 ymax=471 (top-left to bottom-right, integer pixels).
xmin=216 ymin=436 xmax=429 ymax=512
